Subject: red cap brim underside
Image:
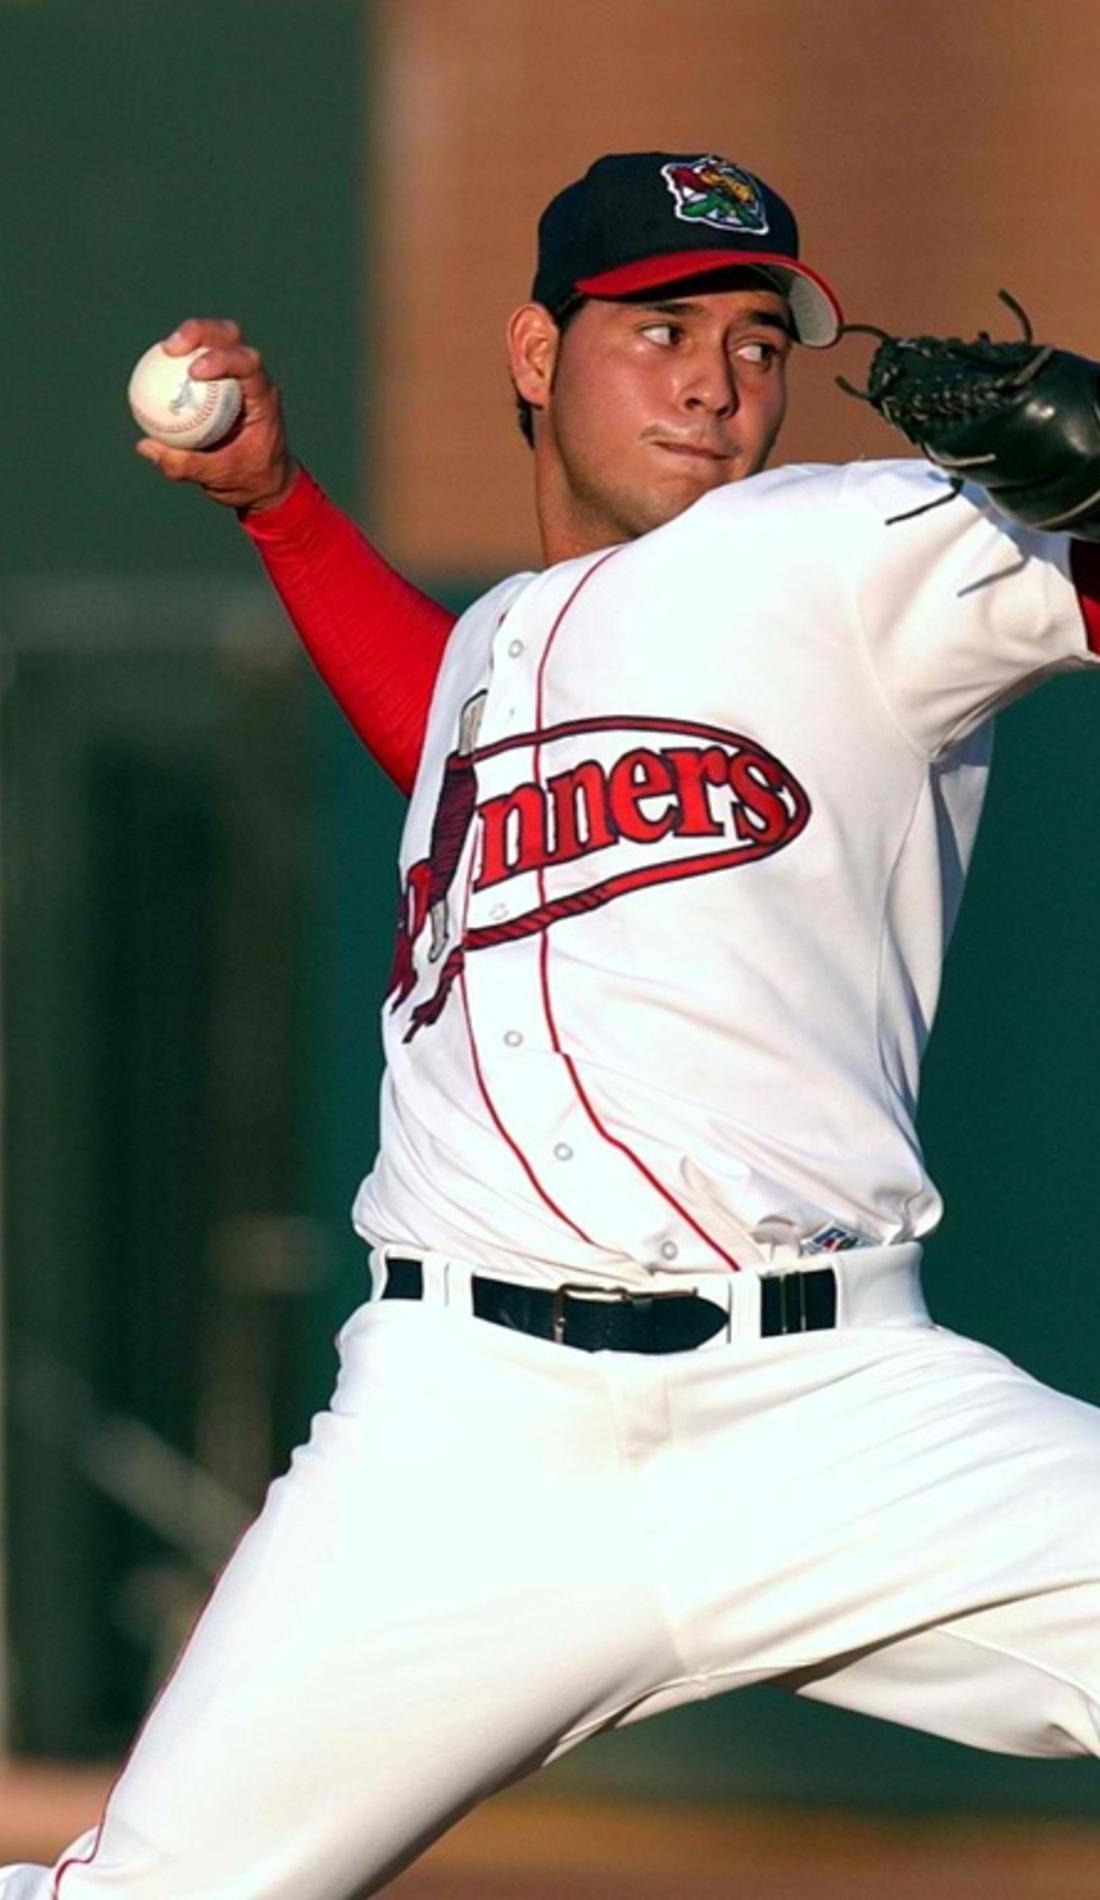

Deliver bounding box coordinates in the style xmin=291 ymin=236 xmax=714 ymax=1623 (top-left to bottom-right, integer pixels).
xmin=574 ymin=249 xmax=843 ymax=345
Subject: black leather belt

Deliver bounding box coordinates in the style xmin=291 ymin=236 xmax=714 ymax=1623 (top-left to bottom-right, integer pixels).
xmin=380 ymin=1256 xmax=838 ymax=1354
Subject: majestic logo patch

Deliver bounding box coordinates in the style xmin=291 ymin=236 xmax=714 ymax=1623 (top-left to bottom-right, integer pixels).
xmin=802 ymin=1222 xmax=864 ymax=1255
xmin=661 ymin=156 xmax=769 ymax=236
xmin=387 ymin=710 xmax=810 ymax=1040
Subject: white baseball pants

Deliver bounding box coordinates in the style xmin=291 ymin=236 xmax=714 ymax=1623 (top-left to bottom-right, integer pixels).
xmin=4 ymin=1242 xmax=1100 ymax=1900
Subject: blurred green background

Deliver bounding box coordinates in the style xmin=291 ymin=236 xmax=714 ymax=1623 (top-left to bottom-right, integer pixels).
xmin=1 ymin=0 xmax=1098 ymax=1827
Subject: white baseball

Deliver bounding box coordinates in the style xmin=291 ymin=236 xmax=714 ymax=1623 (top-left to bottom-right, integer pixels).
xmin=128 ymin=342 xmax=242 ymax=451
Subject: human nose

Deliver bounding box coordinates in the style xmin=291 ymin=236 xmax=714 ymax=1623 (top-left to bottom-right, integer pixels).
xmin=680 ymin=349 xmax=739 ymax=419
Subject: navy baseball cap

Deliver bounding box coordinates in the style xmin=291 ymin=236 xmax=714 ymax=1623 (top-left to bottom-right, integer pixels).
xmin=532 ymin=151 xmax=841 ymax=347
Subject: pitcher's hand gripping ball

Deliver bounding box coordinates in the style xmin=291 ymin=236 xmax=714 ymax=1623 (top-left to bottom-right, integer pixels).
xmin=841 ymin=293 xmax=1100 ymax=539
xmin=128 ymin=341 xmax=242 ymax=450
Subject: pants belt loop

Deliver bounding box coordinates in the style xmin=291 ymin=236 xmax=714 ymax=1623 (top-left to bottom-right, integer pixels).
xmin=732 ymin=1272 xmax=760 ymax=1343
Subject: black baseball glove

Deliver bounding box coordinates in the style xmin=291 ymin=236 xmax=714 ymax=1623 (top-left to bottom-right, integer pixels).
xmin=840 ymin=294 xmax=1100 ymax=540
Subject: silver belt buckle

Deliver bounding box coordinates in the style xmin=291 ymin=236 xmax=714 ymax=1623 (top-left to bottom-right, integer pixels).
xmin=550 ymin=1281 xmax=632 ymax=1345
xmin=549 ymin=1281 xmax=698 ymax=1346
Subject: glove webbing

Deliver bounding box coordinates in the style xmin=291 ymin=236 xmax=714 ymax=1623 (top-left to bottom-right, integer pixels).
xmin=837 ymin=293 xmax=1050 ymax=524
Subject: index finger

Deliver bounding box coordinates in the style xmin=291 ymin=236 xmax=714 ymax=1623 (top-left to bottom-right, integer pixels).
xmin=162 ymin=317 xmax=243 ymax=357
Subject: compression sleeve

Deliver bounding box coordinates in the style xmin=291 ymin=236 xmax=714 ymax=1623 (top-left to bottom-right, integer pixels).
xmin=239 ymin=466 xmax=456 ymax=795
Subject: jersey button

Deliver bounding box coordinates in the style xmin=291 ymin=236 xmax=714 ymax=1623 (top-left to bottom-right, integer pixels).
xmin=507 ymin=638 xmax=525 ymax=658
xmin=553 ymin=1142 xmax=573 ymax=1161
xmin=490 ymin=902 xmax=509 ymax=921
xmin=659 ymin=1240 xmax=679 ymax=1262
xmin=503 ymin=1029 xmax=524 ymax=1047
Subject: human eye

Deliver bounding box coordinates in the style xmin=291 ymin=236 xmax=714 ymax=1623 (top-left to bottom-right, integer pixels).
xmin=639 ymin=321 xmax=682 ymax=346
xmin=735 ymin=337 xmax=784 ymax=367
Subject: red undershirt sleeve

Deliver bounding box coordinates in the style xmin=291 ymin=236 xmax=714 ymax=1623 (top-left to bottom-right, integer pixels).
xmin=239 ymin=466 xmax=457 ymax=796
xmin=1070 ymin=538 xmax=1100 ymax=656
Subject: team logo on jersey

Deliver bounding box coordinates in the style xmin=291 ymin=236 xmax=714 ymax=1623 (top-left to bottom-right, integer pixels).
xmin=661 ymin=157 xmax=769 ymax=235
xmin=387 ymin=691 xmax=486 ymax=1041
xmin=386 ymin=708 xmax=810 ymax=1041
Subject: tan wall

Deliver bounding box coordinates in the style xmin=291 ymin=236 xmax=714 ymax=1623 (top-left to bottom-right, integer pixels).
xmin=367 ymin=0 xmax=1100 ymax=581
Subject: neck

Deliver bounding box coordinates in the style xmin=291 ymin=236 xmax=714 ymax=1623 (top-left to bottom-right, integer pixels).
xmin=533 ymin=449 xmax=630 ymax=567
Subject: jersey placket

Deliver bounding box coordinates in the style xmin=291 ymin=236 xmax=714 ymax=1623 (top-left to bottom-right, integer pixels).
xmin=460 ymin=572 xmax=722 ymax=1274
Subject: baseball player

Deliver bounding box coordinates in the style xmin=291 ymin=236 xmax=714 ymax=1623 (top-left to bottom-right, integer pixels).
xmin=7 ymin=150 xmax=1100 ymax=1900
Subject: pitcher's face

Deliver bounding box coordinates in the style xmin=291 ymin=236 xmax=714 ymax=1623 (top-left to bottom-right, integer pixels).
xmin=509 ymin=287 xmax=793 ymax=561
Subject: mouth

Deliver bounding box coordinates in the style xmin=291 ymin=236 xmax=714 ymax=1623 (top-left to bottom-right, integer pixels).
xmin=651 ymin=439 xmax=733 ymax=465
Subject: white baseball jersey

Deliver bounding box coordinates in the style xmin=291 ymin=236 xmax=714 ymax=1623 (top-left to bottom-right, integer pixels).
xmin=354 ymin=460 xmax=1095 ymax=1284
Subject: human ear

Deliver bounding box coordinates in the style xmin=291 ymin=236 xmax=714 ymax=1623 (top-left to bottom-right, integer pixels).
xmin=506 ymin=303 xmax=560 ymax=416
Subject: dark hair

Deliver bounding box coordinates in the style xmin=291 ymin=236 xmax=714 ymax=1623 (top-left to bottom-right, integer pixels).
xmin=514 ymin=295 xmax=587 ymax=449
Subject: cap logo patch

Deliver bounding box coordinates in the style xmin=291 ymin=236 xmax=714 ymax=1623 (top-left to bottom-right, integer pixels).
xmin=661 ymin=156 xmax=769 ymax=236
